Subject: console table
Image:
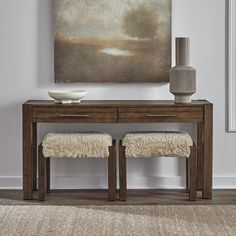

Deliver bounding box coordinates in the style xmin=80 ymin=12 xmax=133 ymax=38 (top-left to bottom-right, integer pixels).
xmin=23 ymin=100 xmax=213 ymax=200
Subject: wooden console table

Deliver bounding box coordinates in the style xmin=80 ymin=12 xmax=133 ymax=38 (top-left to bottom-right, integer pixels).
xmin=23 ymin=100 xmax=213 ymax=200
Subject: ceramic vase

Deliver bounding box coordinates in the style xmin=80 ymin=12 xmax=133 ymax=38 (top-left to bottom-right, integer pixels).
xmin=169 ymin=38 xmax=196 ymax=103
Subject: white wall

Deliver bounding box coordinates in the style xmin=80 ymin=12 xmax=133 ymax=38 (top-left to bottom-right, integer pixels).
xmin=0 ymin=0 xmax=235 ymax=189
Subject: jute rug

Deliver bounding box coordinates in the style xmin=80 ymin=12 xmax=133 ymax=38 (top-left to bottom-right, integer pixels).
xmin=0 ymin=205 xmax=236 ymax=236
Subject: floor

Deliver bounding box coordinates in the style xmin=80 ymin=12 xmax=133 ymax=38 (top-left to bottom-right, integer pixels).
xmin=0 ymin=189 xmax=235 ymax=205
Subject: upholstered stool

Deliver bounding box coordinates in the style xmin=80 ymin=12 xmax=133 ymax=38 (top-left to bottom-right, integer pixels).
xmin=38 ymin=133 xmax=116 ymax=201
xmin=119 ymin=132 xmax=197 ymax=201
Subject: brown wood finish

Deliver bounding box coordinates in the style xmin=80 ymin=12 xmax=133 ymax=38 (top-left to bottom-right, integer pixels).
xmin=46 ymin=158 xmax=50 ymax=193
xmin=118 ymin=107 xmax=204 ymax=112
xmin=186 ymin=158 xmax=189 ymax=193
xmin=23 ymin=104 xmax=33 ymax=200
xmin=119 ymin=142 xmax=197 ymax=201
xmin=119 ymin=143 xmax=126 ymax=201
xmin=38 ymin=144 xmax=46 ymax=201
xmin=118 ymin=111 xmax=203 ymax=123
xmin=32 ymin=123 xmax=37 ymax=191
xmin=25 ymin=100 xmax=210 ymax=107
xmin=197 ymin=122 xmax=204 ymax=191
xmin=33 ymin=107 xmax=117 ymax=113
xmin=38 ymin=142 xmax=117 ymax=201
xmin=189 ymin=145 xmax=197 ymax=201
xmin=33 ymin=107 xmax=117 ymax=123
xmin=23 ymin=100 xmax=213 ymax=200
xmin=203 ymin=104 xmax=213 ymax=199
xmin=108 ymin=141 xmax=116 ymax=201
xmin=118 ymin=107 xmax=203 ymax=123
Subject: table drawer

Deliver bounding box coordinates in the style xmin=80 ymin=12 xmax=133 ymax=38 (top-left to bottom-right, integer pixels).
xmin=33 ymin=107 xmax=117 ymax=123
xmin=118 ymin=107 xmax=203 ymax=123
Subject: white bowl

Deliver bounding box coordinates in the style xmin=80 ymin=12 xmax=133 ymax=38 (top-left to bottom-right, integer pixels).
xmin=48 ymin=90 xmax=87 ymax=104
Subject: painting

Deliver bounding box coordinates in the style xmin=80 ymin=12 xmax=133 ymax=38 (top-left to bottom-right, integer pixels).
xmin=54 ymin=0 xmax=171 ymax=83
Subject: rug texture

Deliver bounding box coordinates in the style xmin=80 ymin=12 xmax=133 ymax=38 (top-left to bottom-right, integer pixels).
xmin=0 ymin=205 xmax=236 ymax=236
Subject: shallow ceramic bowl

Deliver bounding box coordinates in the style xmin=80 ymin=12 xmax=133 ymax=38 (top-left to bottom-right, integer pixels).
xmin=48 ymin=90 xmax=87 ymax=104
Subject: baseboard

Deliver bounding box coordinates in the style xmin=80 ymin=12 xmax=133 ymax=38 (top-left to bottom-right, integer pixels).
xmin=0 ymin=177 xmax=22 ymax=189
xmin=0 ymin=176 xmax=236 ymax=189
xmin=213 ymin=176 xmax=236 ymax=189
xmin=0 ymin=176 xmax=185 ymax=189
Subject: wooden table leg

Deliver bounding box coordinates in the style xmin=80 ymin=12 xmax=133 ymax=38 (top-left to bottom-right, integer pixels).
xmin=38 ymin=144 xmax=46 ymax=201
xmin=202 ymin=104 xmax=213 ymax=199
xmin=23 ymin=104 xmax=33 ymax=200
xmin=119 ymin=143 xmax=126 ymax=201
xmin=189 ymin=145 xmax=197 ymax=201
xmin=197 ymin=122 xmax=204 ymax=191
xmin=32 ymin=123 xmax=37 ymax=191
xmin=108 ymin=142 xmax=116 ymax=201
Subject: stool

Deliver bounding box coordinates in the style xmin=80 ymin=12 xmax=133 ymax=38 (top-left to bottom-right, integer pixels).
xmin=38 ymin=133 xmax=116 ymax=201
xmin=119 ymin=132 xmax=197 ymax=201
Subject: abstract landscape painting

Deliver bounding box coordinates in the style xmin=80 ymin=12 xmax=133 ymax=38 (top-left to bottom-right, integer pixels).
xmin=54 ymin=0 xmax=171 ymax=83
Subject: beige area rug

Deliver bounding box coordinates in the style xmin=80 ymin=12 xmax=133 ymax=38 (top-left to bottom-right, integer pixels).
xmin=0 ymin=205 xmax=236 ymax=236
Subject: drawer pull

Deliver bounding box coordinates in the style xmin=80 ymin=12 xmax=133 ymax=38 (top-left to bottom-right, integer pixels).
xmin=146 ymin=114 xmax=176 ymax=117
xmin=59 ymin=114 xmax=90 ymax=117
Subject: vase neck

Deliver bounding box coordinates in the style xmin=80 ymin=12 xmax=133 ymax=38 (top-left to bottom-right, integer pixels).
xmin=176 ymin=38 xmax=190 ymax=66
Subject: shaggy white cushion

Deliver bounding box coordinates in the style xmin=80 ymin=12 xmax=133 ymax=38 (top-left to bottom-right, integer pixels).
xmin=42 ymin=133 xmax=112 ymax=158
xmin=122 ymin=132 xmax=193 ymax=158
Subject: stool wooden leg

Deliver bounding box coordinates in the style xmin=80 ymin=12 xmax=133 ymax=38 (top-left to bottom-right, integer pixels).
xmin=189 ymin=145 xmax=197 ymax=201
xmin=108 ymin=144 xmax=116 ymax=201
xmin=32 ymin=152 xmax=37 ymax=191
xmin=38 ymin=145 xmax=46 ymax=201
xmin=46 ymin=158 xmax=50 ymax=193
xmin=186 ymin=159 xmax=190 ymax=193
xmin=119 ymin=142 xmax=126 ymax=201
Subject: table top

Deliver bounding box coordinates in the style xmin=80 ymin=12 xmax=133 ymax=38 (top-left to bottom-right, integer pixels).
xmin=24 ymin=100 xmax=212 ymax=108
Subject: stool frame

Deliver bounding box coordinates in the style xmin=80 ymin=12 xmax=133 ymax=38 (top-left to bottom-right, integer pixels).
xmin=38 ymin=140 xmax=116 ymax=201
xmin=119 ymin=141 xmax=197 ymax=201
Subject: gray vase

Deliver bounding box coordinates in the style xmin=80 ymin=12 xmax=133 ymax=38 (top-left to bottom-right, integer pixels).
xmin=169 ymin=38 xmax=196 ymax=103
